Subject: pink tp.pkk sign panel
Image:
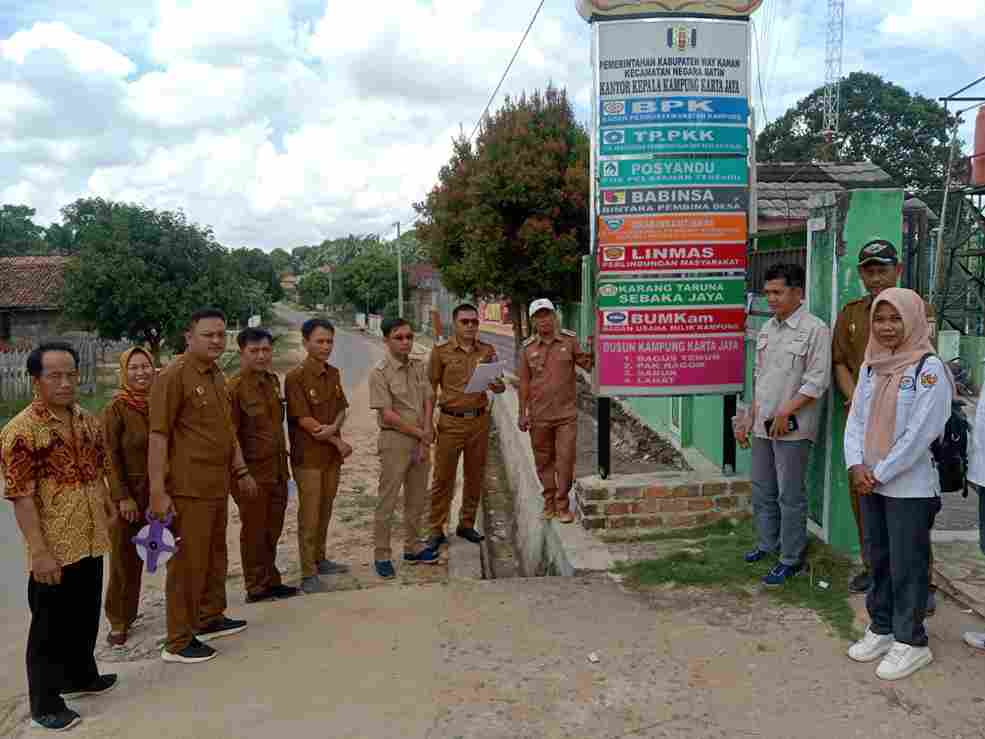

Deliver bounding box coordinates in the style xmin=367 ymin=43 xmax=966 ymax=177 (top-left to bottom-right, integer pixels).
xmin=597 ymin=334 xmax=744 ymax=396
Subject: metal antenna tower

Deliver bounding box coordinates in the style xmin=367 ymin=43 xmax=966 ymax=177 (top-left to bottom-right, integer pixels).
xmin=822 ymin=0 xmax=845 ymax=153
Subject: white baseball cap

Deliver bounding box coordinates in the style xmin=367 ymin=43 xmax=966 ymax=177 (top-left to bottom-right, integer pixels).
xmin=529 ymin=298 xmax=556 ymax=317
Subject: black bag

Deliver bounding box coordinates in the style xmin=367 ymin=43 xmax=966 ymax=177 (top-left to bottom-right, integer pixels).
xmin=914 ymin=354 xmax=970 ymax=495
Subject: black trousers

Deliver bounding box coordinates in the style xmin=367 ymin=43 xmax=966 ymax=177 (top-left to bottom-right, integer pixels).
xmin=861 ymin=495 xmax=940 ymax=647
xmin=26 ymin=556 xmax=103 ymax=718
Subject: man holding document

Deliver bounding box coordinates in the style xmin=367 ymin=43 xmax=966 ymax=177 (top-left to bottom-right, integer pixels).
xmin=428 ymin=304 xmax=506 ymax=547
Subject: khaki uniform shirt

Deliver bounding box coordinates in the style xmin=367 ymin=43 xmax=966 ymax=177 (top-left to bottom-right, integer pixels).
xmin=229 ymin=369 xmax=289 ymax=485
xmin=517 ymin=330 xmax=590 ymax=425
xmin=103 ymin=398 xmax=150 ymax=504
xmin=369 ymin=354 xmax=432 ymax=449
xmin=753 ymin=305 xmax=832 ymax=441
xmin=428 ymin=336 xmax=498 ymax=411
xmin=1 ymin=402 xmax=112 ymax=569
xmin=285 ymin=357 xmax=348 ymax=469
xmin=833 ymin=295 xmax=936 ymax=385
xmin=149 ymin=355 xmax=236 ymax=498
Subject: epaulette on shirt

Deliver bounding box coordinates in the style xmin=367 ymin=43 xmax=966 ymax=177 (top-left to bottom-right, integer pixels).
xmin=561 ymin=329 xmax=577 ymax=337
xmin=435 ymin=337 xmax=449 ymax=346
xmin=375 ymin=358 xmax=389 ymax=371
xmin=523 ymin=335 xmax=537 ymax=347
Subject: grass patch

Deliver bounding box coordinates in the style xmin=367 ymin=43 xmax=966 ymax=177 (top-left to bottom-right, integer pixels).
xmin=616 ymin=518 xmax=859 ymax=641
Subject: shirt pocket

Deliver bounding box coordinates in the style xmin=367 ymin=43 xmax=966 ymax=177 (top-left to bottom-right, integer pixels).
xmin=785 ymin=340 xmax=808 ymax=369
xmin=241 ymin=400 xmax=264 ymax=418
xmin=894 ymin=382 xmax=917 ymax=440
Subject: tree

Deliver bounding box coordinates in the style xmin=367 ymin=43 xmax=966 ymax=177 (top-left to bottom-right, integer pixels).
xmin=0 ymin=204 xmax=46 ymax=256
xmin=415 ymin=86 xmax=590 ymax=350
xmin=60 ymin=198 xmax=266 ymax=360
xmin=335 ymin=244 xmax=399 ymax=314
xmin=297 ymin=270 xmax=334 ymax=309
xmin=269 ymin=247 xmax=292 ymax=275
xmin=757 ymin=72 xmax=957 ymax=193
xmin=228 ymin=247 xmax=285 ymax=302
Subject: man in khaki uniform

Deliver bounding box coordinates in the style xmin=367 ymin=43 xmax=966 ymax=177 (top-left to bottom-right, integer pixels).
xmin=369 ymin=317 xmax=439 ymax=578
xmin=833 ymin=239 xmax=937 ymax=600
xmin=228 ymin=327 xmax=299 ymax=603
xmin=149 ymin=308 xmax=255 ymax=664
xmin=428 ymin=303 xmax=505 ymax=547
xmin=517 ymin=299 xmax=594 ymax=524
xmin=285 ymin=318 xmax=351 ymax=595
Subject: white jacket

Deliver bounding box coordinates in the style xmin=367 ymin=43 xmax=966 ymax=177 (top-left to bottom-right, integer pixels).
xmin=844 ymin=356 xmax=951 ymax=498
xmin=969 ymin=388 xmax=985 ymax=487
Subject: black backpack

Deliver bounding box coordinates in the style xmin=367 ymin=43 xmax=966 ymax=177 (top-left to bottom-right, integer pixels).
xmin=914 ymin=354 xmax=970 ymax=495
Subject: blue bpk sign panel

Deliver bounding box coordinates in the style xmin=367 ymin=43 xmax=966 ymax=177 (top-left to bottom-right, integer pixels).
xmin=600 ymin=97 xmax=749 ymax=126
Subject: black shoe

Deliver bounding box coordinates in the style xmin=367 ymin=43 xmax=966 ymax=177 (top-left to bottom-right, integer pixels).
xmin=268 ymin=584 xmax=301 ymax=599
xmin=926 ymin=589 xmax=937 ymax=617
xmin=162 ymin=638 xmax=217 ymax=664
xmin=848 ymin=571 xmax=873 ymax=594
xmin=456 ymin=526 xmax=485 ymax=544
xmin=316 ymin=559 xmax=351 ymax=575
xmin=31 ymin=709 xmax=81 ymax=732
xmin=61 ymin=674 xmax=118 ymax=699
xmin=245 ymin=589 xmax=277 ymax=604
xmin=196 ymin=616 xmax=247 ymax=642
xmin=375 ymin=560 xmax=396 ymax=579
xmin=428 ymin=533 xmax=448 ymax=548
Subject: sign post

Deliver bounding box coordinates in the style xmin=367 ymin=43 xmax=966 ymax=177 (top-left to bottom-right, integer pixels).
xmin=582 ymin=3 xmax=759 ymax=477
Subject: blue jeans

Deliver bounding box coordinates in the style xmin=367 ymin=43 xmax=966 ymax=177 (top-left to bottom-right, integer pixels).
xmin=750 ymin=437 xmax=811 ymax=566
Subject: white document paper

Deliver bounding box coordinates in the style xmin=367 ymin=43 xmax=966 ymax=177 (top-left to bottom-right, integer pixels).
xmin=464 ymin=361 xmax=506 ymax=393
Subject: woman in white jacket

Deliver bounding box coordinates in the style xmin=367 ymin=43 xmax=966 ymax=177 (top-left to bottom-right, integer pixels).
xmin=962 ymin=385 xmax=985 ymax=650
xmin=844 ymin=287 xmax=952 ymax=680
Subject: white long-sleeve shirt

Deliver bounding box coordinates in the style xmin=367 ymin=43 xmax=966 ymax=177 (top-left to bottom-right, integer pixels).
xmin=844 ymin=356 xmax=951 ymax=498
xmin=969 ymin=388 xmax=985 ymax=487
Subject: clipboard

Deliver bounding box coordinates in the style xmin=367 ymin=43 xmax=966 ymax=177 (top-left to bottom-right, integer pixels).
xmin=464 ymin=361 xmax=506 ymax=393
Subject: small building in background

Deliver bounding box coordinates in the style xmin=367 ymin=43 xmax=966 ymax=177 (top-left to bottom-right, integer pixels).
xmin=0 ymin=256 xmax=72 ymax=344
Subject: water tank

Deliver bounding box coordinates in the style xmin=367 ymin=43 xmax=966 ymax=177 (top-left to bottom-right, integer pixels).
xmin=974 ymin=106 xmax=985 ymax=186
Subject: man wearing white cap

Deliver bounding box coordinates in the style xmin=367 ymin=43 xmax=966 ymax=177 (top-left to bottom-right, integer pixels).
xmin=517 ymin=299 xmax=594 ymax=523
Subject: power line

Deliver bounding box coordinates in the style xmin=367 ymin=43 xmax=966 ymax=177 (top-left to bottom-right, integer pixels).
xmin=751 ymin=18 xmax=769 ymax=127
xmin=468 ymin=0 xmax=547 ymax=142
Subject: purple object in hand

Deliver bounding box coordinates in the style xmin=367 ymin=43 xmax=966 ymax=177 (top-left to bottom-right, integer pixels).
xmin=132 ymin=511 xmax=178 ymax=573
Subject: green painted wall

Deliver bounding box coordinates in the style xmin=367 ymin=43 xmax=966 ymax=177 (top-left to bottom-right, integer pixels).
xmin=960 ymin=336 xmax=985 ymax=390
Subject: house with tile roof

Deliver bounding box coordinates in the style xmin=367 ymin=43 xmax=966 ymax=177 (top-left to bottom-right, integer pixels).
xmin=0 ymin=256 xmax=72 ymax=342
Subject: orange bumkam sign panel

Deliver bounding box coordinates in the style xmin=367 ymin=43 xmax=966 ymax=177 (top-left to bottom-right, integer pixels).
xmin=576 ymin=0 xmax=764 ymax=21
xmin=598 ymin=213 xmax=747 ymax=245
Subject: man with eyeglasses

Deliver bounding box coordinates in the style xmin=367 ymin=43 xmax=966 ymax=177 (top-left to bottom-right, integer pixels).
xmin=427 ymin=303 xmax=505 ymax=548
xmin=1 ymin=341 xmax=119 ymax=732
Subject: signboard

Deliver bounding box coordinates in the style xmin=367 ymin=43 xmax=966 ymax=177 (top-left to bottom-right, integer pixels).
xmin=600 ymin=96 xmax=748 ymax=126
xmin=597 ymin=242 xmax=747 ymax=273
xmin=598 ymin=20 xmax=749 ymax=100
xmin=577 ymin=0 xmax=764 ymax=21
xmin=599 ymin=306 xmax=746 ymax=335
xmin=600 ymin=186 xmax=748 ymax=215
xmin=599 ymin=157 xmax=747 ymax=187
xmin=596 ymin=276 xmax=745 ymax=307
xmin=599 ymin=213 xmax=747 ymax=244
xmin=596 ymin=335 xmax=745 ymax=395
xmin=600 ymin=124 xmax=747 ymax=156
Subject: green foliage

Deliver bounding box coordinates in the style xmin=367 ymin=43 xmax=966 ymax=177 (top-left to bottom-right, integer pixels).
xmin=616 ymin=519 xmax=858 ymax=641
xmin=335 ymin=244 xmax=399 ymax=313
xmin=59 ymin=198 xmax=272 ymax=357
xmin=228 ymin=247 xmax=285 ymax=302
xmin=269 ymin=248 xmax=292 ymax=275
xmin=757 ymin=72 xmax=956 ymax=192
xmin=297 ymin=270 xmax=334 ymax=308
xmin=415 ymin=85 xmax=590 ymax=340
xmin=0 ymin=204 xmax=47 ymax=256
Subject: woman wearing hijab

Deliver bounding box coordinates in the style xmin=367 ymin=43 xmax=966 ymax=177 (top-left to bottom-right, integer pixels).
xmin=103 ymin=347 xmax=156 ymax=646
xmin=844 ymin=288 xmax=952 ymax=680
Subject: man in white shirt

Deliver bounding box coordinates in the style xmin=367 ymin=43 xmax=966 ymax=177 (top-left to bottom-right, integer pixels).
xmin=962 ymin=388 xmax=985 ymax=651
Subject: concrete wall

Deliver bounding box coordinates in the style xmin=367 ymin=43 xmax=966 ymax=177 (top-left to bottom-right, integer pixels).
xmin=960 ymin=336 xmax=985 ymax=390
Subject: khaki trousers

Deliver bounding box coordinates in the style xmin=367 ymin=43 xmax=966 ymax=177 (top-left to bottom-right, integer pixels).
xmin=429 ymin=411 xmax=490 ymax=535
xmin=295 ymin=465 xmax=342 ymax=578
xmin=231 ymin=480 xmax=288 ymax=596
xmin=165 ymin=496 xmax=229 ymax=653
xmin=105 ymin=516 xmax=144 ymax=633
xmin=374 ymin=433 xmax=430 ymax=561
xmin=530 ymin=419 xmax=578 ymax=513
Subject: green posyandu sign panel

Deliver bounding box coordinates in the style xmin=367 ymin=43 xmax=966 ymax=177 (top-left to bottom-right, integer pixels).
xmin=599 ymin=157 xmax=748 ymax=188
xmin=596 ymin=276 xmax=746 ymax=308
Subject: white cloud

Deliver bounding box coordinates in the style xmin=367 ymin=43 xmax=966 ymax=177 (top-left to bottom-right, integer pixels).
xmin=0 ymin=21 xmax=135 ymax=77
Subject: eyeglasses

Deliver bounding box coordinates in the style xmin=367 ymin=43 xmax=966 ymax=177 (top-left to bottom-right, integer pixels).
xmin=41 ymin=371 xmax=80 ymax=383
xmin=458 ymin=319 xmax=480 ymax=326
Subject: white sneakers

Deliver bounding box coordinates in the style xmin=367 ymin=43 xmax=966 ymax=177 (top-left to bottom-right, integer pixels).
xmin=875 ymin=643 xmax=933 ymax=680
xmin=848 ymin=629 xmax=934 ymax=680
xmin=847 ymin=628 xmax=894 ymax=662
xmin=963 ymin=631 xmax=985 ymax=649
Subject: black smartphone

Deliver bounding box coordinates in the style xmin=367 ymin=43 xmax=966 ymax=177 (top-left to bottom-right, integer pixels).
xmin=764 ymin=415 xmax=799 ymax=435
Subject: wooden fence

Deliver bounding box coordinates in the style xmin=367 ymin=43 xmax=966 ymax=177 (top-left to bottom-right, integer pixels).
xmin=0 ymin=336 xmax=102 ymax=403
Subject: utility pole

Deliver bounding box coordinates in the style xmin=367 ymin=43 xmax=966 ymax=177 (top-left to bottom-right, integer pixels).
xmin=394 ymin=222 xmax=404 ymax=318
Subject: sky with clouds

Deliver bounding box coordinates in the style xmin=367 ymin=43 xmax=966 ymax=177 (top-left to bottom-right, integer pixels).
xmin=1 ymin=0 xmax=982 ymax=250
